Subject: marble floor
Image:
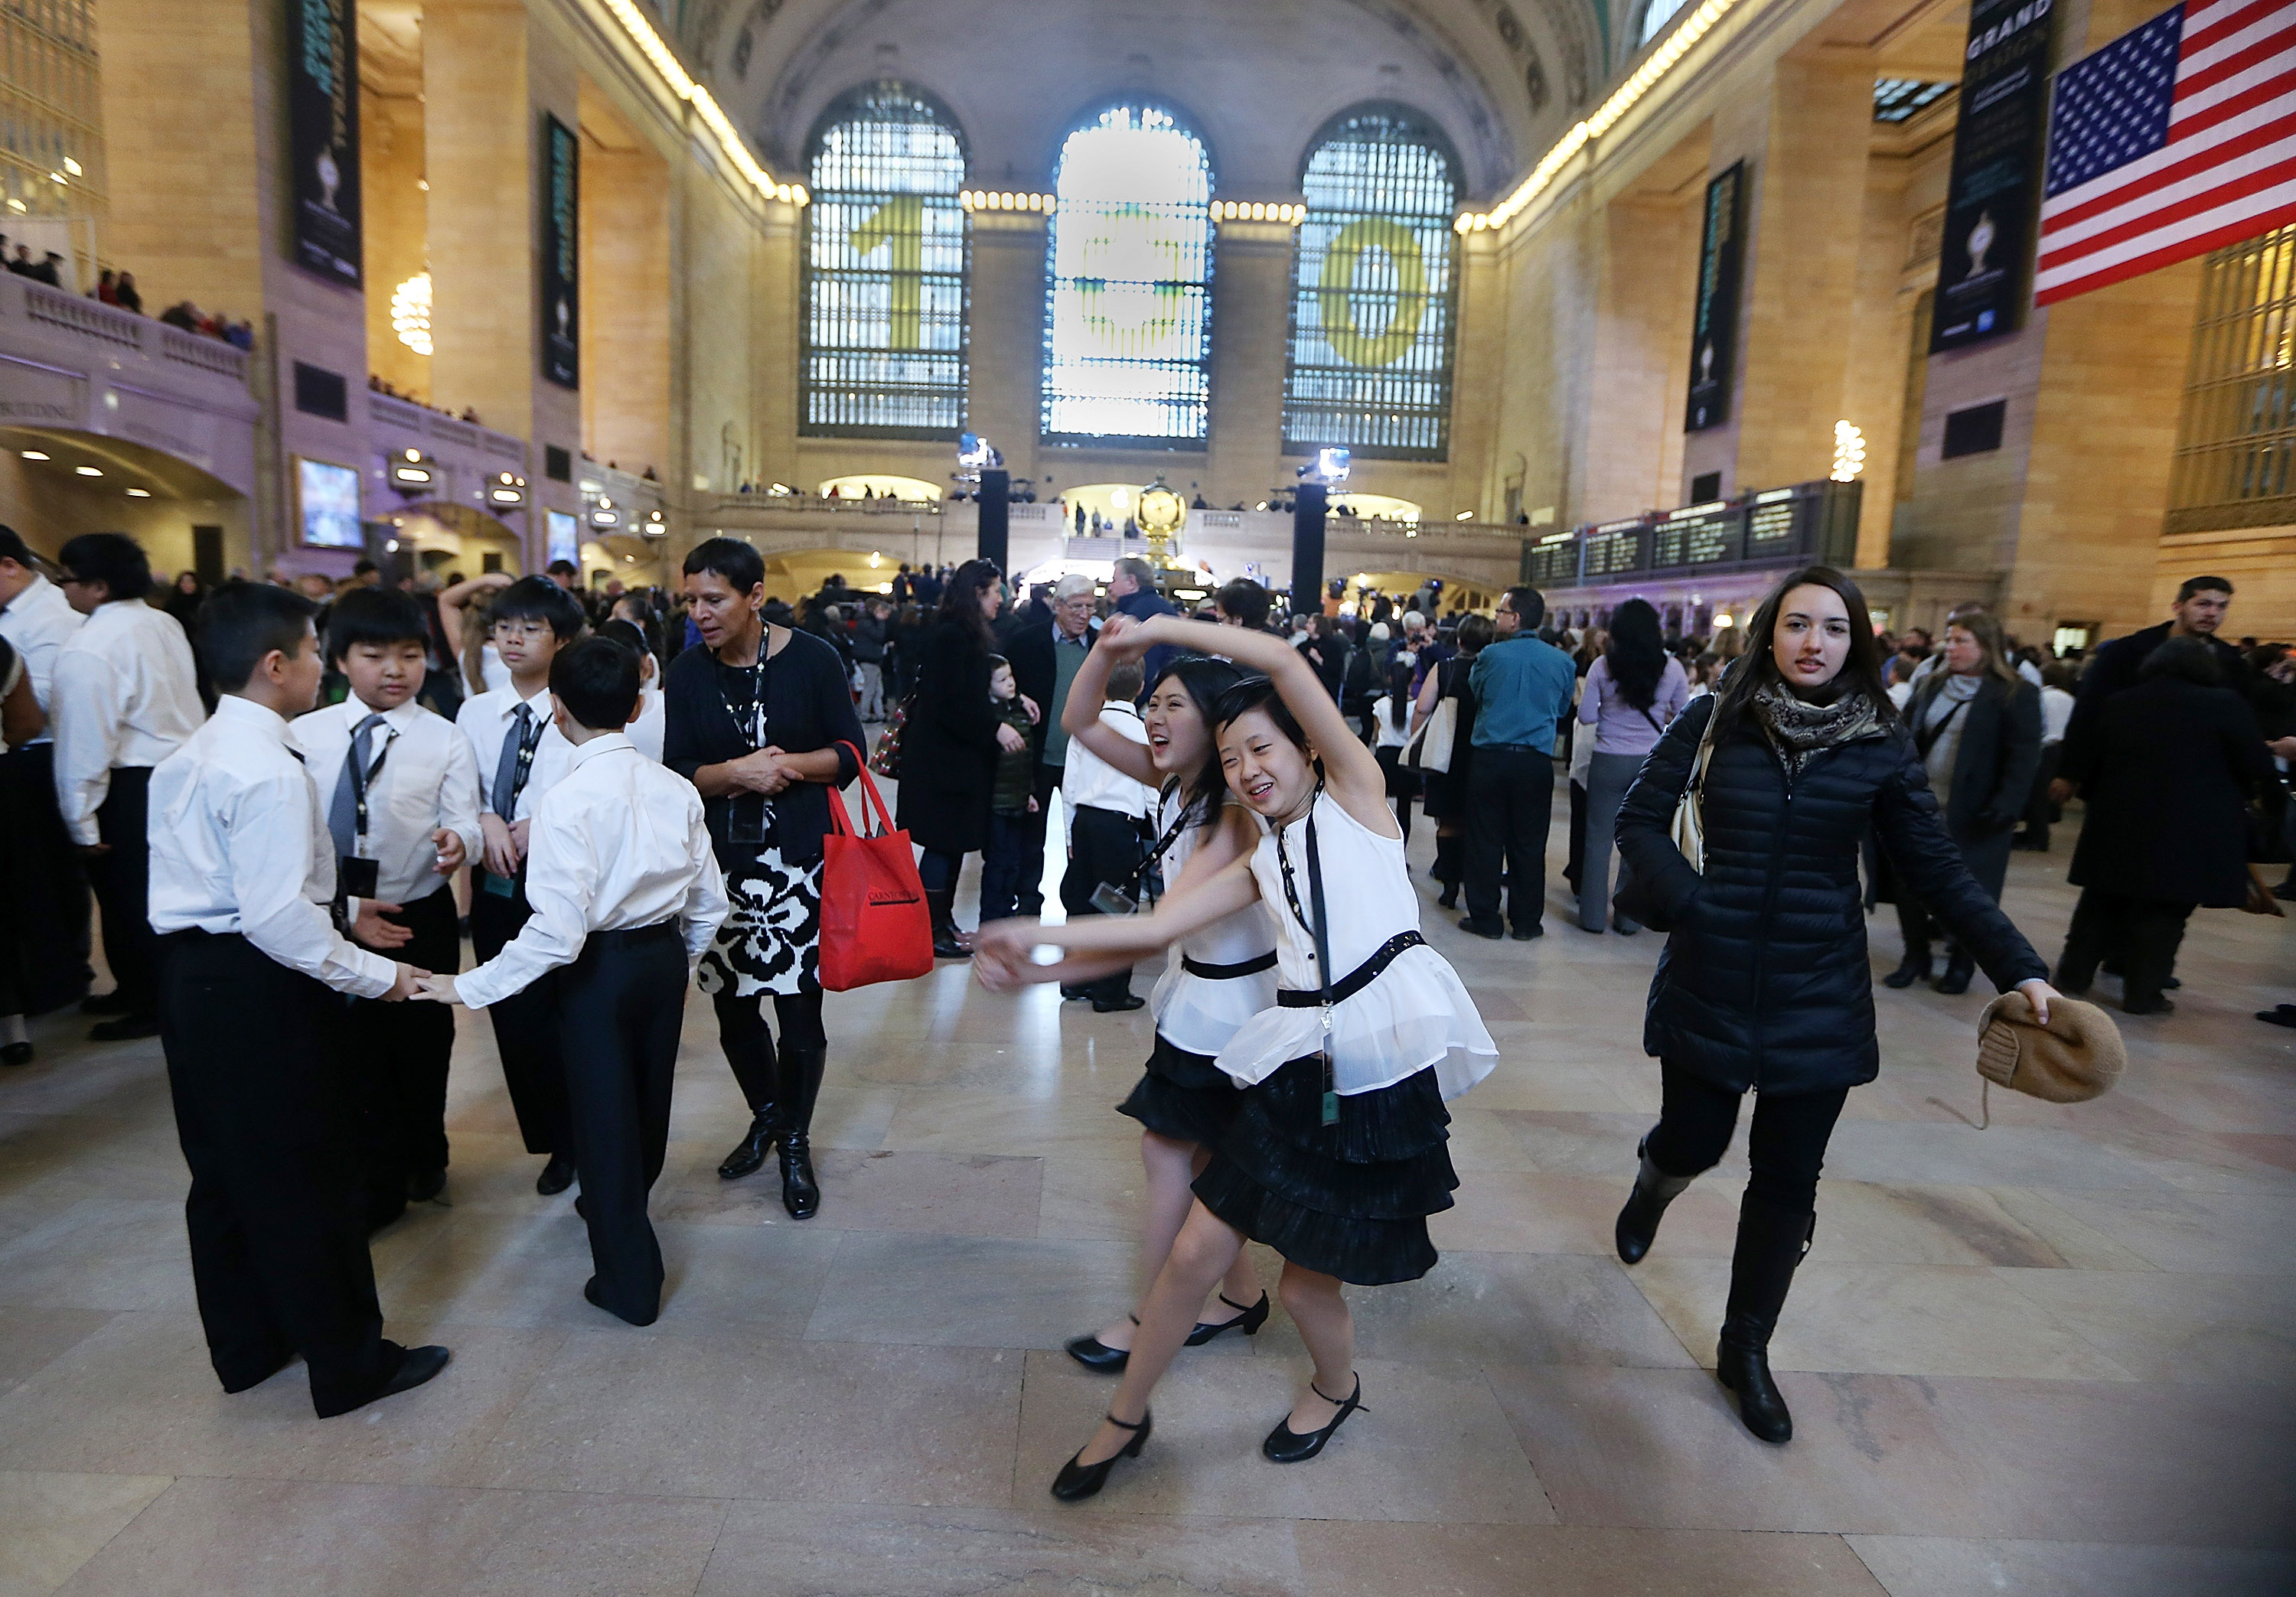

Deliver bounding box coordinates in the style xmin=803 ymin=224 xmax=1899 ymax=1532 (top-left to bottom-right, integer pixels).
xmin=2 ymin=803 xmax=2294 ymax=1596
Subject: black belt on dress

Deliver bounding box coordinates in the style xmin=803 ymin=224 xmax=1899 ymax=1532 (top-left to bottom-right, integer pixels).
xmin=1181 ymin=949 xmax=1278 ymax=980
xmin=1276 ymin=930 xmax=1427 ymax=1008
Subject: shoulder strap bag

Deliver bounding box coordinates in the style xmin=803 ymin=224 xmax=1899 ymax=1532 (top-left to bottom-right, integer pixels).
xmin=1613 ymin=703 xmax=1717 ymax=933
xmin=817 ymin=742 xmax=934 ymax=990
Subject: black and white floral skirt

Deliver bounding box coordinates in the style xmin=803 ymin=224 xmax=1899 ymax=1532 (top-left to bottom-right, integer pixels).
xmin=696 ymin=849 xmax=822 ymax=998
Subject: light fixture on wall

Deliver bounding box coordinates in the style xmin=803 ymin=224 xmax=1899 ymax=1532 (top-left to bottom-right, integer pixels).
xmin=1831 ymin=419 xmax=1867 ymax=482
xmin=391 ymin=273 xmax=433 ymax=357
xmin=19 ymin=449 xmax=48 ymax=460
xmin=125 ymin=487 xmax=151 ymax=497
xmin=74 ymin=464 xmax=101 ymax=477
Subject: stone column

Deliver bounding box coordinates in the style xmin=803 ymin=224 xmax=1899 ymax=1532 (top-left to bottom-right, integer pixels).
xmin=1205 ymin=216 xmax=1293 ymax=510
xmin=964 ymin=210 xmax=1049 ymax=485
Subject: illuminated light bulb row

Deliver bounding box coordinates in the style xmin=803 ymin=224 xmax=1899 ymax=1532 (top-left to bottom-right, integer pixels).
xmin=391 ymin=272 xmax=432 ymax=357
xmin=595 ymin=0 xmax=807 ymax=210
xmin=1212 ymin=200 xmax=1306 ymax=224
xmin=1453 ymin=0 xmax=1743 ymax=234
xmin=960 ymin=191 xmax=1052 ymax=211
xmin=1831 ymin=419 xmax=1867 ymax=482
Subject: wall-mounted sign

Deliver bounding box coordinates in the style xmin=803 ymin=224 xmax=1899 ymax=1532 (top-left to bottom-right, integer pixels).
xmin=298 ymin=458 xmax=364 ymax=549
xmin=540 ymin=115 xmax=579 ymax=389
xmin=1684 ymin=161 xmax=1744 ymax=433
xmin=286 ymin=0 xmax=362 ymax=286
xmin=1929 ymin=0 xmax=2058 ymax=350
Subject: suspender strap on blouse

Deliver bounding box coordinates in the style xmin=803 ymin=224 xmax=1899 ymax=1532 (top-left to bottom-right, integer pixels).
xmin=1276 ymin=930 xmax=1429 ymax=1009
xmin=1180 ymin=949 xmax=1278 ymax=980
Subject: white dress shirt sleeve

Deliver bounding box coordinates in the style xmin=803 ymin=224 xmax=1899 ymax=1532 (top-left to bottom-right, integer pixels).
xmin=439 ymin=726 xmax=487 ymax=868
xmin=680 ymin=807 xmax=730 ymax=966
xmin=228 ymin=769 xmax=399 ymax=999
xmin=50 ymin=644 xmax=123 ymax=845
xmin=454 ymin=796 xmax=598 ymax=1009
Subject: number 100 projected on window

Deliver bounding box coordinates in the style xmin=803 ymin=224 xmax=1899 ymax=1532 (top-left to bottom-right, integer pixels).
xmin=804 ymin=84 xmax=968 ymax=438
xmin=1042 ymin=105 xmax=1215 ymax=444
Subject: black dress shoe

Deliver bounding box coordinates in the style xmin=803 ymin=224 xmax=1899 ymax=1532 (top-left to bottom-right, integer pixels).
xmin=406 ymin=1167 xmax=446 ymax=1203
xmin=80 ymin=989 xmax=132 ymax=1015
xmin=88 ymin=1014 xmax=159 ymax=1042
xmin=536 ymin=1154 xmax=576 ymax=1195
xmin=2257 ymin=1005 xmax=2296 ymax=1029
xmin=1186 ymin=1291 xmax=1269 ymax=1346
xmin=1050 ymin=1410 xmax=1151 ymax=1501
xmin=1436 ymin=882 xmax=1459 ymax=909
xmin=1931 ymin=959 xmax=1975 ymax=996
xmin=584 ymin=1276 xmax=657 ymax=1327
xmin=716 ymin=1110 xmax=779 ymax=1181
xmin=2124 ymin=996 xmax=2176 ymax=1016
xmin=374 ymin=1344 xmax=451 ymax=1400
xmin=1510 ymin=923 xmax=1544 ymax=940
xmin=1882 ymin=953 xmax=1930 ymax=989
xmin=1058 ymin=984 xmax=1091 ymax=1001
xmin=1456 ymin=916 xmax=1504 ymax=940
xmin=0 ymin=1040 xmax=32 ymax=1067
xmin=1261 ymin=1376 xmax=1363 ymax=1462
xmin=1091 ymin=992 xmax=1146 ymax=1013
xmin=1065 ymin=1314 xmax=1137 ymax=1373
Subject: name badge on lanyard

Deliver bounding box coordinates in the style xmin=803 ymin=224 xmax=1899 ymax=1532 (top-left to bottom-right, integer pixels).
xmin=338 ymin=728 xmax=394 ymax=900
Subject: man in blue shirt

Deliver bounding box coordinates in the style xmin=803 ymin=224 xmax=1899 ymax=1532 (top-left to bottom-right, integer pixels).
xmin=1107 ymin=557 xmax=1178 ymax=688
xmin=1463 ymin=586 xmax=1576 ymax=938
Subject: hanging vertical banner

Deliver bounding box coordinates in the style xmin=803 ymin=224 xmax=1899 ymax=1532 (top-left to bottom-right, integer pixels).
xmin=540 ymin=115 xmax=579 ymax=389
xmin=1683 ymin=161 xmax=1743 ymax=433
xmin=287 ymin=0 xmax=361 ymax=286
xmin=1929 ymin=0 xmax=2058 ymax=350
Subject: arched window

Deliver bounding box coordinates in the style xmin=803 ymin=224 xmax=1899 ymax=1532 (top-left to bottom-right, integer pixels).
xmin=1042 ymin=103 xmax=1214 ymax=443
xmin=1283 ymin=105 xmax=1461 ymax=461
xmin=803 ymin=83 xmax=968 ymax=437
xmin=1642 ymin=0 xmax=1691 ymax=46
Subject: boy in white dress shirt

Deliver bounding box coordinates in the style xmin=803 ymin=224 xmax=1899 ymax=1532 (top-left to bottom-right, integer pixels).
xmin=421 ymin=637 xmax=726 ymax=1325
xmin=148 ymin=582 xmax=448 ymax=1417
xmin=452 ymin=575 xmax=585 ymax=1195
xmin=295 ymin=588 xmax=484 ymax=1221
xmin=0 ymin=525 xmax=93 ymax=1038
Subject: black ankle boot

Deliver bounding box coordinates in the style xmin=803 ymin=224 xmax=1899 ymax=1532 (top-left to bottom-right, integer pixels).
xmin=776 ymin=1045 xmax=825 ymax=1219
xmin=1433 ymin=836 xmax=1462 ymax=909
xmin=925 ymin=888 xmax=969 ymax=960
xmin=1715 ymin=1198 xmax=1815 ymax=1445
xmin=1614 ymin=1134 xmax=1694 ymax=1265
xmin=717 ymin=1109 xmax=779 ymax=1181
xmin=1882 ymin=948 xmax=1931 ymax=989
xmin=1931 ymin=953 xmax=1974 ymax=996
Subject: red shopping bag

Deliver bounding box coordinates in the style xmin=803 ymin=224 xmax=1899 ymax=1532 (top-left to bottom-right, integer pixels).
xmin=817 ymin=741 xmax=934 ymax=991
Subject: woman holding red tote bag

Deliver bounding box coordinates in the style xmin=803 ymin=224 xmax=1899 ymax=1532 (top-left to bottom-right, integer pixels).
xmin=818 ymin=745 xmax=933 ymax=990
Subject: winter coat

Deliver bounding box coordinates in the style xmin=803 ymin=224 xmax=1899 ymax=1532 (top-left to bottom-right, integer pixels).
xmin=894 ymin=617 xmax=1000 ymax=856
xmin=2060 ymin=676 xmax=2273 ymax=908
xmin=1616 ymin=694 xmax=2048 ymax=1096
xmin=1880 ymin=670 xmax=2043 ymax=903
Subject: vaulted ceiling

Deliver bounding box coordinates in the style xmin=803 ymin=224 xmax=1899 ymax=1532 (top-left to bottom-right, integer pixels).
xmin=673 ymin=0 xmax=1634 ymax=201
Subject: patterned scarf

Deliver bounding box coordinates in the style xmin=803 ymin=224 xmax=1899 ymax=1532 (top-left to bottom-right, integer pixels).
xmin=1750 ymin=680 xmax=1885 ymax=774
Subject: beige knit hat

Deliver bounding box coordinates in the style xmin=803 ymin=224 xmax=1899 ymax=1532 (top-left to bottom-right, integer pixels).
xmin=1975 ymin=991 xmax=2125 ymax=1126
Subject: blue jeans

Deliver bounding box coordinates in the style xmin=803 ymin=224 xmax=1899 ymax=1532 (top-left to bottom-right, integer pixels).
xmin=979 ymin=810 xmax=1033 ymax=924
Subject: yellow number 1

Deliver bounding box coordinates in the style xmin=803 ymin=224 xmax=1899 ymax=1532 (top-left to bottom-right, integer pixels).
xmin=851 ymin=194 xmax=925 ymax=350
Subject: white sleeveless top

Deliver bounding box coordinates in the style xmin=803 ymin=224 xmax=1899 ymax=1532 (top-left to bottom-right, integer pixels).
xmin=1217 ymin=790 xmax=1496 ymax=1101
xmin=1146 ymin=783 xmax=1279 ymax=1055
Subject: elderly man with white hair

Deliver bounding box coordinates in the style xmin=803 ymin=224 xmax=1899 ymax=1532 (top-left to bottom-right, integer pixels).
xmin=995 ymin=571 xmax=1098 ymax=923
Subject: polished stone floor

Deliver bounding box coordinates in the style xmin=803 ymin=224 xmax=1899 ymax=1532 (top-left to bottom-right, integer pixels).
xmin=2 ymin=803 xmax=2293 ymax=1596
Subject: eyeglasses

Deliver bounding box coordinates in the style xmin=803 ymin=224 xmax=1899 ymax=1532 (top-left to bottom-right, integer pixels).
xmin=493 ymin=620 xmax=552 ymax=641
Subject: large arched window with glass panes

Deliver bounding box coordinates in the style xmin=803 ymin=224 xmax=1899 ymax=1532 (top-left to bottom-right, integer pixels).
xmin=1042 ymin=103 xmax=1215 ymax=444
xmin=1283 ymin=105 xmax=1461 ymax=460
xmin=803 ymin=83 xmax=968 ymax=438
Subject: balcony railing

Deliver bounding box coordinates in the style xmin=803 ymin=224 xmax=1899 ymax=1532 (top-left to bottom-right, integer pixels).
xmin=1520 ymin=480 xmax=1861 ymax=591
xmin=10 ymin=279 xmax=249 ymax=384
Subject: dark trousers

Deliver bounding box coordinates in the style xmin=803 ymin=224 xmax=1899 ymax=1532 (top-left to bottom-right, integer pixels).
xmin=1645 ymin=1059 xmax=1851 ymax=1216
xmin=0 ymin=744 xmax=93 ymax=1015
xmin=712 ymin=986 xmax=825 ymax=1113
xmin=559 ymin=924 xmax=687 ymax=1323
xmin=1061 ymin=803 xmax=1149 ymax=1003
xmin=918 ymin=848 xmax=964 ymax=895
xmin=1564 ymin=777 xmax=1587 ymax=893
xmin=87 ymin=767 xmax=159 ymax=1016
xmin=2017 ymin=742 xmax=2063 ymax=848
xmin=342 ymin=886 xmax=460 ymax=1222
xmin=980 ymin=810 xmax=1036 ymax=923
xmin=468 ymin=869 xmax=566 ymax=1157
xmin=2056 ymin=886 xmax=2195 ymax=1011
xmin=158 ymin=930 xmax=401 ymax=1416
xmin=1465 ymin=745 xmax=1553 ymax=932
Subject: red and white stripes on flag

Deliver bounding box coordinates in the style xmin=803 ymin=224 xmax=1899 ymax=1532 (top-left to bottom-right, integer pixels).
xmin=2033 ymin=0 xmax=2296 ymax=308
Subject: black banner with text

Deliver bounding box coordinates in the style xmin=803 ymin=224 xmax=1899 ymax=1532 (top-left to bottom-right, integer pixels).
xmin=1930 ymin=0 xmax=2057 ymax=351
xmin=288 ymin=0 xmax=361 ymax=286
xmin=541 ymin=115 xmax=579 ymax=389
xmin=1684 ymin=161 xmax=1743 ymax=434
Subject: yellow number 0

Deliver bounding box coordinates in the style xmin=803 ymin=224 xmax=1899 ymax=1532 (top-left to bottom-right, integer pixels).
xmin=851 ymin=194 xmax=925 ymax=350
xmin=1318 ymin=216 xmax=1426 ymax=368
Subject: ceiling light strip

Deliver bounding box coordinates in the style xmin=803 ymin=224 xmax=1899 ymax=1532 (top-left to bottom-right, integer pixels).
xmin=595 ymin=0 xmax=807 ymax=207
xmin=1456 ymin=0 xmax=1745 ymax=234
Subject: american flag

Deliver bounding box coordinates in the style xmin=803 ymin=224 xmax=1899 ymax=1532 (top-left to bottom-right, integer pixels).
xmin=2033 ymin=0 xmax=2296 ymax=307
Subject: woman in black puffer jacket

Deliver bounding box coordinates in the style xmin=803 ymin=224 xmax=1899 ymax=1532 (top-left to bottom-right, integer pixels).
xmin=1613 ymin=565 xmax=2057 ymax=1447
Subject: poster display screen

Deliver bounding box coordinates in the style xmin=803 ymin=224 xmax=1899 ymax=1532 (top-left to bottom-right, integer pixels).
xmin=298 ymin=458 xmax=363 ymax=549
xmin=546 ymin=510 xmax=579 ymax=568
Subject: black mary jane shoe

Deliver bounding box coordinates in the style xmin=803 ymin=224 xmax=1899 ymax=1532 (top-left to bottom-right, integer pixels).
xmin=1065 ymin=1315 xmax=1137 ymax=1373
xmin=1261 ymin=1376 xmax=1364 ymax=1463
xmin=1186 ymin=1291 xmax=1270 ymax=1347
xmin=1051 ymin=1410 xmax=1151 ymax=1502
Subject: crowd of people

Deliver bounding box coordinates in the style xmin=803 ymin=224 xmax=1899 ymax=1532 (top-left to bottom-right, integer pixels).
xmin=19 ymin=241 xmax=260 ymax=349
xmin=0 ymin=521 xmax=2289 ymax=1486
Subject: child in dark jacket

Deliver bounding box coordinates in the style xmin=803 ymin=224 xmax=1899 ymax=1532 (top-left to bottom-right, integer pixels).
xmin=979 ymin=654 xmax=1040 ymax=922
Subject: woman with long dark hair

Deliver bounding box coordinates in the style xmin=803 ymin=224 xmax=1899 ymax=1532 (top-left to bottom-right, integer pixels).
xmin=1882 ymin=611 xmax=2042 ymax=993
xmin=897 ymin=559 xmax=1027 ymax=957
xmin=1577 ymin=599 xmax=1688 ymax=934
xmin=1413 ymin=614 xmax=1491 ymax=908
xmin=1611 ymin=566 xmax=2058 ymax=1445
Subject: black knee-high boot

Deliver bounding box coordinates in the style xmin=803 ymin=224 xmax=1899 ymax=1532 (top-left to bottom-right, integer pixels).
xmin=1716 ymin=1194 xmax=1815 ymax=1444
xmin=776 ymin=1045 xmax=825 ymax=1219
xmin=925 ymin=887 xmax=968 ymax=960
xmin=716 ymin=1012 xmax=780 ymax=1181
xmin=1433 ymin=833 xmax=1463 ymax=908
xmin=1614 ymin=1134 xmax=1695 ymax=1265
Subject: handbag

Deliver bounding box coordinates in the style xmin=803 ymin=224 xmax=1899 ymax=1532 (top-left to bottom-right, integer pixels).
xmin=1406 ymin=695 xmax=1457 ymax=774
xmin=1612 ymin=704 xmax=1717 ymax=933
xmin=868 ymin=693 xmax=912 ymax=779
xmin=817 ymin=742 xmax=934 ymax=991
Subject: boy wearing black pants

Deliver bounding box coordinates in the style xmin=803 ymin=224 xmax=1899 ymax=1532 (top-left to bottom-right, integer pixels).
xmin=295 ymin=588 xmax=484 ymax=1221
xmin=422 ymin=638 xmax=726 ymax=1325
xmin=453 ymin=576 xmax=585 ymax=1194
xmin=1056 ymin=660 xmax=1154 ymax=1012
xmin=146 ymin=582 xmax=448 ymax=1416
